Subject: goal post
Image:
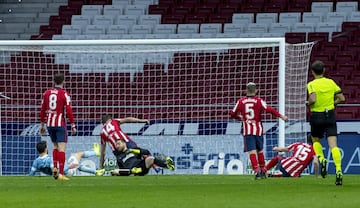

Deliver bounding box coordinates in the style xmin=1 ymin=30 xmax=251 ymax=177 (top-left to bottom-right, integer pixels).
xmin=0 ymin=38 xmax=314 ymax=175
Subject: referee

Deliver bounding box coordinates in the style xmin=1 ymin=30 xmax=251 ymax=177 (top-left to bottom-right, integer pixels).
xmin=307 ymin=60 xmax=345 ymax=186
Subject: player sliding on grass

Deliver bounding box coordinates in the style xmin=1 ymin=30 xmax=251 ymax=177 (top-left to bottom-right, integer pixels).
xmin=263 ymin=139 xmax=319 ymax=178
xmin=110 ymin=139 xmax=175 ymax=176
xmin=29 ymin=141 xmax=105 ymax=177
xmin=99 ymin=114 xmax=161 ymax=173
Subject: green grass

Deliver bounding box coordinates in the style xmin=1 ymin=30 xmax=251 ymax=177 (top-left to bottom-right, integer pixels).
xmin=0 ymin=175 xmax=359 ymax=208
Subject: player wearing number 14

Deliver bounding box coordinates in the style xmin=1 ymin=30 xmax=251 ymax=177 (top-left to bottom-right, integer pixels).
xmin=39 ymin=73 xmax=77 ymax=180
xmin=230 ymin=82 xmax=288 ymax=180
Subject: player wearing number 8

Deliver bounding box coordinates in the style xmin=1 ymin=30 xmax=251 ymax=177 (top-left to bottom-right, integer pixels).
xmin=39 ymin=73 xmax=76 ymax=180
xmin=230 ymin=82 xmax=288 ymax=180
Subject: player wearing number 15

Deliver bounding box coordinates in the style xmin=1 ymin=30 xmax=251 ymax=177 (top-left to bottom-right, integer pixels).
xmin=230 ymin=82 xmax=288 ymax=179
xmin=39 ymin=73 xmax=77 ymax=180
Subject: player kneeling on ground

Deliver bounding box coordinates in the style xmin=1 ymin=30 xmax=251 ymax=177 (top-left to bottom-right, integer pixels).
xmin=111 ymin=139 xmax=175 ymax=176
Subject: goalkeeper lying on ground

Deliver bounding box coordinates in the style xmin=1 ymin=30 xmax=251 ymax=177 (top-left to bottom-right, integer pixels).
xmin=111 ymin=139 xmax=175 ymax=176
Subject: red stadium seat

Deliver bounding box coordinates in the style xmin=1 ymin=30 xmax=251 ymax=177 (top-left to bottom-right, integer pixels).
xmin=285 ymin=32 xmax=306 ymax=43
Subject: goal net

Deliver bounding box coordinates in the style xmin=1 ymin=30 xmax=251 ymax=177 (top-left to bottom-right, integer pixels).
xmin=0 ymin=39 xmax=314 ymax=175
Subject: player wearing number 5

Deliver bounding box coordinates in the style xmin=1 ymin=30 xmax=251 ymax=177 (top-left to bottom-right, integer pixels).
xmin=39 ymin=73 xmax=76 ymax=180
xmin=230 ymin=82 xmax=288 ymax=179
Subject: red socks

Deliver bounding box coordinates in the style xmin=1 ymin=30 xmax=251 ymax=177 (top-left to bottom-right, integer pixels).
xmin=58 ymin=151 xmax=66 ymax=175
xmin=249 ymin=153 xmax=259 ymax=173
xmin=265 ymin=155 xmax=281 ymax=172
xmin=258 ymin=152 xmax=265 ymax=171
xmin=52 ymin=149 xmax=59 ymax=170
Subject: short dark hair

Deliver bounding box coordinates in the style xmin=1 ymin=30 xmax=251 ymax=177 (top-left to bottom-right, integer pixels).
xmin=36 ymin=141 xmax=47 ymax=154
xmin=101 ymin=114 xmax=112 ymax=124
xmin=311 ymin=60 xmax=324 ymax=75
xmin=53 ymin=73 xmax=64 ymax=85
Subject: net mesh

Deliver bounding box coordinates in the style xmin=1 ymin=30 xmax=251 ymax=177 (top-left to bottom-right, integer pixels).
xmin=0 ymin=39 xmax=314 ymax=175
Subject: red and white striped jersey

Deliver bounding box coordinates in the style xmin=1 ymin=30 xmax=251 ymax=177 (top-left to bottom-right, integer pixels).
xmin=230 ymin=96 xmax=281 ymax=136
xmin=100 ymin=120 xmax=131 ymax=151
xmin=40 ymin=87 xmax=75 ymax=127
xmin=281 ymin=142 xmax=316 ymax=177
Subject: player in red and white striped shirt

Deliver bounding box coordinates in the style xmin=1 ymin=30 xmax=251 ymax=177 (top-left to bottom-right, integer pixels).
xmin=230 ymin=82 xmax=288 ymax=179
xmin=264 ymin=142 xmax=319 ymax=177
xmin=99 ymin=114 xmax=149 ymax=169
xmin=39 ymin=73 xmax=76 ymax=180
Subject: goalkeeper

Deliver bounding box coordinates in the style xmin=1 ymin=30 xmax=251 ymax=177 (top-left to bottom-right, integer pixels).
xmin=110 ymin=139 xmax=175 ymax=176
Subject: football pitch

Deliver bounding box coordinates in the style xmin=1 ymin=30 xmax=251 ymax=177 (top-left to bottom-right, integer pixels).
xmin=0 ymin=175 xmax=359 ymax=208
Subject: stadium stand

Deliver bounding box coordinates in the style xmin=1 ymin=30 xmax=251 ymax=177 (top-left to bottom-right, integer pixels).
xmin=0 ymin=0 xmax=359 ymax=119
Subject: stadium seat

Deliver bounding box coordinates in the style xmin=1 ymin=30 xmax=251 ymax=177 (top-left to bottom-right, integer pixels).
xmin=71 ymin=15 xmax=92 ymax=27
xmin=75 ymin=34 xmax=100 ymax=39
xmin=52 ymin=34 xmax=75 ymax=40
xmin=256 ymin=13 xmax=278 ymax=24
xmin=153 ymin=24 xmax=177 ymax=34
xmin=168 ymin=33 xmax=192 ymax=39
xmin=116 ymin=15 xmax=138 ymax=25
xmin=215 ymin=33 xmax=241 ymax=38
xmin=315 ymin=22 xmax=340 ymax=33
xmin=62 ymin=25 xmax=83 ymax=35
xmin=185 ymin=15 xmax=208 ymax=24
xmin=121 ymin=34 xmax=146 ymax=39
xmin=262 ymin=32 xmax=284 ymax=37
xmin=144 ymin=33 xmax=169 ymax=39
xmin=99 ymin=34 xmax=123 ymax=39
xmin=148 ymin=5 xmax=169 ymax=15
xmin=292 ymin=22 xmax=316 ymax=32
xmin=93 ymin=15 xmax=114 ymax=26
xmin=232 ymin=13 xmax=254 ymax=25
xmin=124 ymin=4 xmax=147 ymax=15
xmin=162 ymin=15 xmax=184 ymax=24
xmin=81 ymin=5 xmax=103 ymax=16
xmin=112 ymin=0 xmax=131 ymax=6
xmin=107 ymin=25 xmax=129 ymax=34
xmin=130 ymin=24 xmax=153 ymax=34
xmin=133 ymin=0 xmax=154 ymax=6
xmin=348 ymin=12 xmax=360 ymax=21
xmin=336 ymin=1 xmax=358 ymax=13
xmin=177 ymin=24 xmax=199 ymax=34
xmin=246 ymin=23 xmax=269 ymax=33
xmin=285 ymin=32 xmax=307 ymax=43
xmin=223 ymin=23 xmax=246 ymax=34
xmin=279 ymin=12 xmax=301 ymax=24
xmin=199 ymin=23 xmax=222 ymax=33
xmin=286 ymin=2 xmax=309 ymax=13
xmin=308 ymin=32 xmax=329 ymax=42
xmin=84 ymin=25 xmax=106 ymax=35
xmin=302 ymin=12 xmax=324 ymax=23
xmin=103 ymin=5 xmax=124 ymax=16
xmin=191 ymin=33 xmax=216 ymax=38
xmin=325 ymin=12 xmax=348 ymax=24
xmin=269 ymin=23 xmax=292 ymax=35
xmin=138 ymin=15 xmax=161 ymax=25
xmin=311 ymin=2 xmax=334 ymax=13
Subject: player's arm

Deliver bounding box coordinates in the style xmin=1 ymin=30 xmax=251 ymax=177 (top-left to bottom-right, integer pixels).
xmin=263 ymin=101 xmax=288 ymax=121
xmin=99 ymin=141 xmax=106 ymax=169
xmin=64 ymin=93 xmax=76 ymax=135
xmin=334 ymin=91 xmax=345 ymax=106
xmin=230 ymin=100 xmax=243 ymax=120
xmin=307 ymin=92 xmax=316 ymax=106
xmin=39 ymin=93 xmax=47 ymax=135
xmin=29 ymin=160 xmax=38 ymax=176
xmin=116 ymin=117 xmax=149 ymax=124
xmin=312 ymin=155 xmax=319 ymax=178
xmin=272 ymin=146 xmax=289 ymax=152
xmin=126 ymin=147 xmax=151 ymax=156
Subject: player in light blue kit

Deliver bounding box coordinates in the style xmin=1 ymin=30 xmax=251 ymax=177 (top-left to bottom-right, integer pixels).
xmin=29 ymin=141 xmax=105 ymax=177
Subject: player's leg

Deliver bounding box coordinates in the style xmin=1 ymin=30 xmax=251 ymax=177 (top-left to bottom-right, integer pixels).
xmin=326 ymin=114 xmax=342 ymax=185
xmin=56 ymin=126 xmax=68 ymax=179
xmin=244 ymin=135 xmax=260 ymax=179
xmin=310 ymin=113 xmax=327 ymax=178
xmin=255 ymin=136 xmax=266 ymax=178
xmin=264 ymin=155 xmax=282 ymax=173
xmin=152 ymin=154 xmax=175 ymax=171
xmin=47 ymin=127 xmax=59 ymax=179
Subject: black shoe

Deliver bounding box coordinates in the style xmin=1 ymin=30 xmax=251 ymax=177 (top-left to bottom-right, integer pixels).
xmin=254 ymin=171 xmax=262 ymax=180
xmin=320 ymin=159 xmax=327 ymax=178
xmin=335 ymin=171 xmax=343 ymax=186
xmin=260 ymin=170 xmax=267 ymax=179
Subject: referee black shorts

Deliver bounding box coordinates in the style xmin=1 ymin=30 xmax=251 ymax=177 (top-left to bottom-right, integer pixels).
xmin=310 ymin=109 xmax=337 ymax=138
